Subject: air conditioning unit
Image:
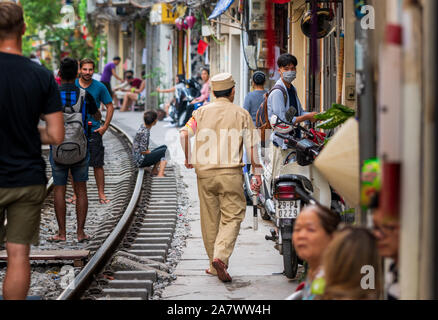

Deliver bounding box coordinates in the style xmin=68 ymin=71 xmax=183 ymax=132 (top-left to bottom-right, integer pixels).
xmin=248 ymin=0 xmax=267 ymax=30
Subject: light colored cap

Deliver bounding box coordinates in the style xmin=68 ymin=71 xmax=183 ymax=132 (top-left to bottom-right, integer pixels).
xmin=211 ymin=72 xmax=235 ymax=91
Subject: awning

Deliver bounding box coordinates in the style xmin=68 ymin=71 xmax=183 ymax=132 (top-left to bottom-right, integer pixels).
xmin=208 ymin=0 xmax=235 ymax=20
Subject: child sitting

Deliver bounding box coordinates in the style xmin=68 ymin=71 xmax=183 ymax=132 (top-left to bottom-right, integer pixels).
xmin=133 ymin=110 xmax=168 ymax=176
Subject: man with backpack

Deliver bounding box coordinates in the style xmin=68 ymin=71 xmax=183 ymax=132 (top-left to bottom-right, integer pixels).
xmin=49 ymin=57 xmax=100 ymax=243
xmin=264 ymin=54 xmax=319 ymax=178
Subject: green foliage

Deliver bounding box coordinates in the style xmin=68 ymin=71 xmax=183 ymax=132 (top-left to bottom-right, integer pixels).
xmin=315 ymin=103 xmax=356 ymax=130
xmin=21 ymin=0 xmax=99 ymax=65
xmin=21 ymin=0 xmax=63 ymax=31
xmin=135 ymin=20 xmax=146 ymax=39
xmin=145 ymin=67 xmax=167 ymax=107
xmin=78 ymin=0 xmax=87 ymax=23
xmin=192 ymin=11 xmax=203 ymax=35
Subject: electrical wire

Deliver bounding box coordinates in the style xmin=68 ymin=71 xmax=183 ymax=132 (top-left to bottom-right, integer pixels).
xmin=240 ymin=0 xmax=257 ymax=71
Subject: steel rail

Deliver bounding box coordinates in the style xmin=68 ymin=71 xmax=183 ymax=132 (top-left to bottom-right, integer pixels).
xmin=57 ymin=122 xmax=144 ymax=300
xmin=46 ymin=177 xmax=54 ymax=193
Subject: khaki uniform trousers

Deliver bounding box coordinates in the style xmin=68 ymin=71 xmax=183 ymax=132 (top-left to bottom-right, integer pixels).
xmin=197 ymin=173 xmax=246 ymax=274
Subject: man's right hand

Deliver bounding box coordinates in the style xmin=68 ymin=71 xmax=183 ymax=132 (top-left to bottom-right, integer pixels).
xmin=185 ymin=159 xmax=193 ymax=169
xmin=251 ymin=175 xmax=262 ymax=192
xmin=307 ymin=112 xmax=319 ymax=123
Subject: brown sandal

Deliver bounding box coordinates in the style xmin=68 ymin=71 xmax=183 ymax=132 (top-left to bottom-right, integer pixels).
xmin=212 ymin=258 xmax=232 ymax=282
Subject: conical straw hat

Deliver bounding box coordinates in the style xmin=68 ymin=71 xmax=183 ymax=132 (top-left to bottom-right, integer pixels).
xmin=314 ymin=118 xmax=360 ymax=207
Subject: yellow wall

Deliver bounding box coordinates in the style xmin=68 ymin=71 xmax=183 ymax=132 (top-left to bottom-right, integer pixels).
xmin=290 ymin=0 xmax=307 ymax=109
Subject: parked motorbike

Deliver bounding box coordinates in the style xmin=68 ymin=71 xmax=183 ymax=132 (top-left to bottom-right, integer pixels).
xmin=245 ymin=109 xmax=345 ymax=279
xmin=168 ymin=77 xmax=202 ymax=127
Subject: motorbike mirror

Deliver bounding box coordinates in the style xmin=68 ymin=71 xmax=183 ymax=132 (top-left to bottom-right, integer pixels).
xmin=285 ymin=107 xmax=297 ymax=123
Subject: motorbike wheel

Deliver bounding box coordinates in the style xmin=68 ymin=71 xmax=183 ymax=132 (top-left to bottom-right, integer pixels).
xmin=283 ymin=240 xmax=299 ymax=279
xmin=178 ymin=110 xmax=187 ymax=127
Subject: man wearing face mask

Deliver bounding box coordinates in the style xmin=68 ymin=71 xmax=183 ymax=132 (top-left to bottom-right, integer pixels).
xmin=267 ymin=54 xmax=318 ymax=179
xmin=268 ymin=54 xmax=318 ymax=147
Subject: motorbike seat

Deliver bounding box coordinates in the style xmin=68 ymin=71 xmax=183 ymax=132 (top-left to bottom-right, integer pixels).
xmin=274 ymin=174 xmax=313 ymax=193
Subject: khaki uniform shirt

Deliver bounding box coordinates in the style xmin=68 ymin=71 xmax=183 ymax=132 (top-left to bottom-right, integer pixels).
xmin=181 ymin=97 xmax=259 ymax=178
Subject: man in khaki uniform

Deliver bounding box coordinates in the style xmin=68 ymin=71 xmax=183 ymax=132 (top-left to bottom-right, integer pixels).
xmin=180 ymin=73 xmax=262 ymax=282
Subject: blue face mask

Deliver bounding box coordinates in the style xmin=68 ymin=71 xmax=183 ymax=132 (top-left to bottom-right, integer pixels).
xmin=283 ymin=71 xmax=296 ymax=84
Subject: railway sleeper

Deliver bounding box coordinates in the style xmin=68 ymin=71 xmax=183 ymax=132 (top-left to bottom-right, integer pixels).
xmin=100 ymin=288 xmax=149 ymax=300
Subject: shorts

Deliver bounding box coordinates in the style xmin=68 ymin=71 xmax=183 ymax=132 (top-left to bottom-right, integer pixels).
xmin=50 ymin=152 xmax=90 ymax=186
xmin=89 ymin=132 xmax=105 ymax=167
xmin=101 ymin=81 xmax=112 ymax=96
xmin=0 ymin=185 xmax=46 ymax=245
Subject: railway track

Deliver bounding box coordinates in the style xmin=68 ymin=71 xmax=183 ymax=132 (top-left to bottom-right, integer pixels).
xmin=0 ymin=123 xmax=184 ymax=300
xmin=60 ymin=169 xmax=179 ymax=300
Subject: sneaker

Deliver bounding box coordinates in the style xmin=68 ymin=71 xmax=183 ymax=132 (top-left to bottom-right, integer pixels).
xmin=163 ymin=116 xmax=173 ymax=122
xmin=163 ymin=122 xmax=177 ymax=128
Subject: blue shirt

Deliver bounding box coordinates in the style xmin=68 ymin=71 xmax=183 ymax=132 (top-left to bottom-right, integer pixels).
xmin=267 ymin=78 xmax=307 ymax=149
xmin=243 ymin=89 xmax=267 ymax=125
xmin=75 ymin=79 xmax=112 ymax=131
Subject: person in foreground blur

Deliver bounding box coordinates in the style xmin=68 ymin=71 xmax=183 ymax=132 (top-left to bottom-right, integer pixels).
xmin=322 ymin=226 xmax=382 ymax=300
xmin=290 ymin=205 xmax=341 ymax=300
xmin=0 ymin=1 xmax=64 ymax=299
xmin=372 ymin=211 xmax=400 ymax=300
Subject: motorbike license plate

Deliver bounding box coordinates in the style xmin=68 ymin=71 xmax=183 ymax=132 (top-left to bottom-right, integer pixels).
xmin=276 ymin=200 xmax=300 ymax=219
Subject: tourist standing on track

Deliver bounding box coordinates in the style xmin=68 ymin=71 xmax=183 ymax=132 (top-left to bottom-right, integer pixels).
xmin=100 ymin=56 xmax=123 ymax=103
xmin=74 ymin=58 xmax=114 ymax=205
xmin=49 ymin=57 xmax=100 ymax=243
xmin=179 ymin=73 xmax=262 ymax=283
xmin=0 ymin=1 xmax=64 ymax=300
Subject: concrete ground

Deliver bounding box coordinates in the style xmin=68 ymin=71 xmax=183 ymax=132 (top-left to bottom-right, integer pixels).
xmin=110 ymin=109 xmax=298 ymax=300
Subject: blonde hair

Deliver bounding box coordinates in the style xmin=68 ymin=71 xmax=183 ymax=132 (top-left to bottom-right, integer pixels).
xmin=322 ymin=226 xmax=383 ymax=300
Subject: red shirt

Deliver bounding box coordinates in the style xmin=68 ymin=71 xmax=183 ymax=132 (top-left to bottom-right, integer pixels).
xmin=131 ymin=78 xmax=142 ymax=89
